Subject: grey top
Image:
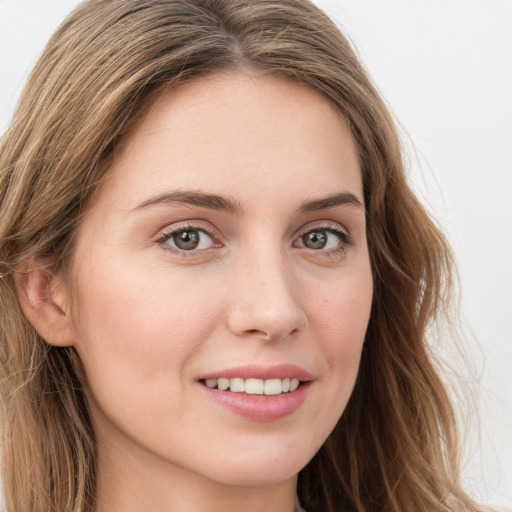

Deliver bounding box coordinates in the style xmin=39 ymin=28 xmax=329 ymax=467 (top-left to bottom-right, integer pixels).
xmin=296 ymin=496 xmax=307 ymax=512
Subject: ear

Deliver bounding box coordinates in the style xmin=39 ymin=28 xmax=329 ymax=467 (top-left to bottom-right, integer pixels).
xmin=14 ymin=261 xmax=75 ymax=347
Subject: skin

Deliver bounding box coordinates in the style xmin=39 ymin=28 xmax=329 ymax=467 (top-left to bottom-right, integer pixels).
xmin=30 ymin=73 xmax=374 ymax=512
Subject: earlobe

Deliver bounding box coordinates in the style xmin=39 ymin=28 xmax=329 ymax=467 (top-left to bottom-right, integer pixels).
xmin=14 ymin=262 xmax=75 ymax=347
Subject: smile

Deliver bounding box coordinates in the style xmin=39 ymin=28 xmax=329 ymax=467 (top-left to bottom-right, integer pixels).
xmin=202 ymin=377 xmax=301 ymax=395
xmin=198 ymin=365 xmax=312 ymax=421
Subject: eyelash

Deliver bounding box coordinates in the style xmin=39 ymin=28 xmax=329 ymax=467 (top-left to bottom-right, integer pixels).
xmin=294 ymin=222 xmax=353 ymax=257
xmin=155 ymin=223 xmax=220 ymax=257
xmin=155 ymin=222 xmax=353 ymax=257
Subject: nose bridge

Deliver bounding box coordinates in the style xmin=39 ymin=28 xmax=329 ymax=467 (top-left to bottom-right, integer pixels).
xmin=227 ymin=242 xmax=306 ymax=341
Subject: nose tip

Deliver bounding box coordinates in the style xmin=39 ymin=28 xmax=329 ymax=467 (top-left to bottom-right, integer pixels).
xmin=227 ymin=268 xmax=307 ymax=342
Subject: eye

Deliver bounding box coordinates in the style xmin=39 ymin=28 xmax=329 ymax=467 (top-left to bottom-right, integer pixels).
xmin=294 ymin=226 xmax=352 ymax=252
xmin=301 ymin=230 xmax=330 ymax=249
xmin=160 ymin=227 xmax=215 ymax=252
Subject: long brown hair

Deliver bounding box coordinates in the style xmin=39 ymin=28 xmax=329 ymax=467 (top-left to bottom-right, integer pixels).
xmin=0 ymin=0 xmax=480 ymax=510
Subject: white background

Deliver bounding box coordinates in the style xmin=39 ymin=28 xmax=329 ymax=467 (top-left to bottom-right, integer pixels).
xmin=0 ymin=0 xmax=510 ymax=509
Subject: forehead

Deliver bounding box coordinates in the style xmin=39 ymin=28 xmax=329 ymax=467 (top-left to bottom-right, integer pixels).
xmin=94 ymin=72 xmax=362 ymax=211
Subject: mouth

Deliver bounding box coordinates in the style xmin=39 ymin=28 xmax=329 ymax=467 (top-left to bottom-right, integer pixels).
xmin=197 ymin=365 xmax=312 ymax=420
xmin=199 ymin=377 xmax=302 ymax=395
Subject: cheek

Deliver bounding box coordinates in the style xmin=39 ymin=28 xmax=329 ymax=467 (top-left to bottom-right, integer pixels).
xmin=69 ymin=264 xmax=228 ymax=446
xmin=70 ymin=262 xmax=222 ymax=391
xmin=310 ymin=269 xmax=372 ymax=391
xmin=292 ymin=268 xmax=371 ymax=449
xmin=310 ymin=268 xmax=372 ymax=353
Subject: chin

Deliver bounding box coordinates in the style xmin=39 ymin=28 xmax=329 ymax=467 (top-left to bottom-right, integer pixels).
xmin=196 ymin=446 xmax=312 ymax=487
xmin=207 ymin=465 xmax=300 ymax=488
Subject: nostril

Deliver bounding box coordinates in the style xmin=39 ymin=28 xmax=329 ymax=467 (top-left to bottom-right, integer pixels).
xmin=245 ymin=328 xmax=271 ymax=340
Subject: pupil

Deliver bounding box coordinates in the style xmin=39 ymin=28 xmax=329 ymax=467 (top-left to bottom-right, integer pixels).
xmin=303 ymin=231 xmax=327 ymax=249
xmin=173 ymin=230 xmax=200 ymax=250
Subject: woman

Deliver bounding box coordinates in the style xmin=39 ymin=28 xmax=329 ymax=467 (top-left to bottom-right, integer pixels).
xmin=0 ymin=0 xmax=483 ymax=511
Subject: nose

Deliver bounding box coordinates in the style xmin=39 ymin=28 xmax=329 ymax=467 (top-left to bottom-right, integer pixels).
xmin=226 ymin=249 xmax=307 ymax=342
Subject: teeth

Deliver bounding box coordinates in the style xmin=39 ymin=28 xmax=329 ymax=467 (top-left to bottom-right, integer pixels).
xmin=245 ymin=378 xmax=264 ymax=394
xmin=264 ymin=378 xmax=282 ymax=395
xmin=205 ymin=379 xmax=217 ymax=388
xmin=229 ymin=378 xmax=245 ymax=393
xmin=218 ymin=378 xmax=229 ymax=391
xmin=202 ymin=377 xmax=303 ymax=395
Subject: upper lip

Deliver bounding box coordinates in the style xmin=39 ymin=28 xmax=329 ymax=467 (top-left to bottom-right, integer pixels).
xmin=198 ymin=364 xmax=313 ymax=381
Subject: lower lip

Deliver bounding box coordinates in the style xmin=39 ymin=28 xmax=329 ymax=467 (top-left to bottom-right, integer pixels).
xmin=199 ymin=382 xmax=311 ymax=422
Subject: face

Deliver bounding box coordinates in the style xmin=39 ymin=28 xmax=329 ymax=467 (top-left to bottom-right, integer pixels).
xmin=67 ymin=73 xmax=373 ymax=488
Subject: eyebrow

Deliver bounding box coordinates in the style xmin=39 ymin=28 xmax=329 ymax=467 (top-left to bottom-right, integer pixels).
xmin=131 ymin=190 xmax=244 ymax=214
xmin=131 ymin=190 xmax=364 ymax=215
xmin=298 ymin=192 xmax=364 ymax=213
